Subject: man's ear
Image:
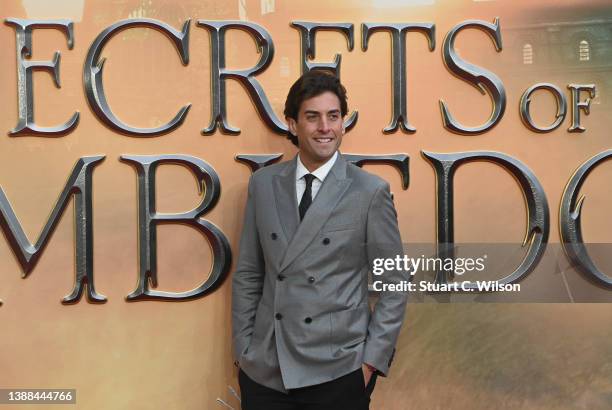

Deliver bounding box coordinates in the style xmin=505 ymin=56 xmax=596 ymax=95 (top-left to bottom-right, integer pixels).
xmin=287 ymin=117 xmax=297 ymax=136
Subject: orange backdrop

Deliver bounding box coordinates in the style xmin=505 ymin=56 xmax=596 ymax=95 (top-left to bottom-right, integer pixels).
xmin=1 ymin=0 xmax=611 ymax=409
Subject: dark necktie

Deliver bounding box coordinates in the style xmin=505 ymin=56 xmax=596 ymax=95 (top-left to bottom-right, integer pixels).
xmin=299 ymin=174 xmax=316 ymax=221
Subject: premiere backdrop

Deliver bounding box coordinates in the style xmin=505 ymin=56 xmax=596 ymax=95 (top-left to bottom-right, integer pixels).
xmin=1 ymin=0 xmax=612 ymax=409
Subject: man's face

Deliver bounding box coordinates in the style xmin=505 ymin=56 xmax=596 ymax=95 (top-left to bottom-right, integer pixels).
xmin=287 ymin=91 xmax=344 ymax=172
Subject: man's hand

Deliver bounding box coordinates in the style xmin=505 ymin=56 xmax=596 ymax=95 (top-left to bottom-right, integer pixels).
xmin=362 ymin=363 xmax=375 ymax=386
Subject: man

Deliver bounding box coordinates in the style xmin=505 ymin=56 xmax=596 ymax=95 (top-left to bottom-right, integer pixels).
xmin=232 ymin=70 xmax=408 ymax=410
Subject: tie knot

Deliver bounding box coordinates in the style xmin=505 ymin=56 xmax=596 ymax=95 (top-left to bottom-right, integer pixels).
xmin=303 ymin=174 xmax=316 ymax=187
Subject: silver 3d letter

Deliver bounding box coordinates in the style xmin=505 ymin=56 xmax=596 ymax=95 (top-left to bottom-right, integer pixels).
xmin=197 ymin=21 xmax=286 ymax=135
xmin=440 ymin=18 xmax=506 ymax=135
xmin=560 ymin=150 xmax=612 ymax=288
xmin=120 ymin=155 xmax=232 ymax=301
xmin=83 ymin=18 xmax=191 ymax=136
xmin=292 ymin=21 xmax=358 ymax=132
xmin=422 ymin=151 xmax=549 ymax=289
xmin=0 ymin=156 xmax=105 ymax=304
xmin=362 ymin=23 xmax=435 ymax=134
xmin=5 ymin=19 xmax=79 ymax=136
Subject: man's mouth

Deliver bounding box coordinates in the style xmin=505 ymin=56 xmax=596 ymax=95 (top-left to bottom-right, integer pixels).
xmin=314 ymin=138 xmax=333 ymax=143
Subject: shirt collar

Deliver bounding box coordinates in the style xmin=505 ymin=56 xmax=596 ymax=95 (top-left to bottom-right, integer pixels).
xmin=296 ymin=151 xmax=338 ymax=182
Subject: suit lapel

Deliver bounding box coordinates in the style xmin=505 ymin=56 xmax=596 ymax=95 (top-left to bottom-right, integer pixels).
xmin=279 ymin=154 xmax=352 ymax=273
xmin=273 ymin=158 xmax=300 ymax=248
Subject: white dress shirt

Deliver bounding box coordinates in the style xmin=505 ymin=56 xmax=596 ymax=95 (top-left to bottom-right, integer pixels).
xmin=295 ymin=151 xmax=338 ymax=203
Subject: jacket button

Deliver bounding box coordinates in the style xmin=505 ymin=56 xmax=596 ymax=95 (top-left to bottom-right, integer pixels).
xmin=271 ymin=233 xmax=277 ymax=240
xmin=275 ymin=313 xmax=282 ymax=320
xmin=322 ymin=237 xmax=330 ymax=245
xmin=308 ymin=276 xmax=315 ymax=283
xmin=304 ymin=317 xmax=312 ymax=324
xmin=277 ymin=274 xmax=285 ymax=281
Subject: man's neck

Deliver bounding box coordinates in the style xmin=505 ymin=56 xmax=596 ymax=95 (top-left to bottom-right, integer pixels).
xmin=303 ymin=161 xmax=322 ymax=173
xmin=298 ymin=151 xmax=337 ymax=173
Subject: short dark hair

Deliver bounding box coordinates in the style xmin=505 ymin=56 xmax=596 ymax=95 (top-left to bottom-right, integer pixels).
xmin=283 ymin=70 xmax=348 ymax=146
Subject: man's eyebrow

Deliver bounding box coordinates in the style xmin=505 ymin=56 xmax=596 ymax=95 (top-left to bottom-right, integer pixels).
xmin=303 ymin=109 xmax=340 ymax=115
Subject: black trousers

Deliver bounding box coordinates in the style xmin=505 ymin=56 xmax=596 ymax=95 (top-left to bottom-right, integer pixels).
xmin=238 ymin=368 xmax=378 ymax=410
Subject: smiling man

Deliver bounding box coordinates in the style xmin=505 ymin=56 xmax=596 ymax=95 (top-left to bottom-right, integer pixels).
xmin=232 ymin=70 xmax=408 ymax=410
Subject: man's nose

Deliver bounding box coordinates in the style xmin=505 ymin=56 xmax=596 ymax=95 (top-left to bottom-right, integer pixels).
xmin=318 ymin=117 xmax=330 ymax=133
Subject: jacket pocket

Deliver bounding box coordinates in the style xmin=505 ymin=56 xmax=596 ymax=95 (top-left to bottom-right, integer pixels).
xmin=248 ymin=302 xmax=271 ymax=353
xmin=330 ymin=304 xmax=370 ymax=351
xmin=321 ymin=223 xmax=357 ymax=233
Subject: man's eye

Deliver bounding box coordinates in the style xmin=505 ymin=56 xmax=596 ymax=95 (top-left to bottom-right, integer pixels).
xmin=306 ymin=116 xmax=317 ymax=121
xmin=329 ymin=114 xmax=339 ymax=120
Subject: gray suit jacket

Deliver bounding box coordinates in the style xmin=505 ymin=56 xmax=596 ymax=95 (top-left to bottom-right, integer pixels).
xmin=232 ymin=153 xmax=408 ymax=392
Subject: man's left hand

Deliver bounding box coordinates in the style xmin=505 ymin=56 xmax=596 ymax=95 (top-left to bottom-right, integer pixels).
xmin=361 ymin=363 xmax=375 ymax=386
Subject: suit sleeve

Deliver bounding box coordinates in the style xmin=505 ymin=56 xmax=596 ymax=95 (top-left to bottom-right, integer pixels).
xmin=232 ymin=175 xmax=265 ymax=362
xmin=362 ymin=181 xmax=409 ymax=376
